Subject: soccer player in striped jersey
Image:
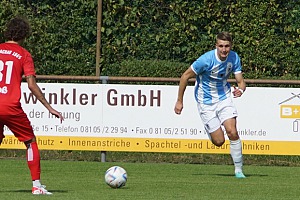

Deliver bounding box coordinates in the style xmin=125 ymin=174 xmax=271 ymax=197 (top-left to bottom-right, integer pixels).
xmin=0 ymin=17 xmax=64 ymax=194
xmin=174 ymin=32 xmax=246 ymax=178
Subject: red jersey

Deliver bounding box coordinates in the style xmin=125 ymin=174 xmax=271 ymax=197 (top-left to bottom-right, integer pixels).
xmin=0 ymin=43 xmax=35 ymax=115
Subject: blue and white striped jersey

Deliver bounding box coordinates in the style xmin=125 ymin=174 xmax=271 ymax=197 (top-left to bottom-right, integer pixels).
xmin=191 ymin=49 xmax=242 ymax=105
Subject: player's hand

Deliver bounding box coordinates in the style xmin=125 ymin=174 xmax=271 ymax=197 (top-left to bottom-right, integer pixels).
xmin=49 ymin=108 xmax=64 ymax=123
xmin=232 ymin=86 xmax=244 ymax=98
xmin=174 ymin=101 xmax=183 ymax=115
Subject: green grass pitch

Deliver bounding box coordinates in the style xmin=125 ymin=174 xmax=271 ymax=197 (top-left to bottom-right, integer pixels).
xmin=0 ymin=159 xmax=299 ymax=200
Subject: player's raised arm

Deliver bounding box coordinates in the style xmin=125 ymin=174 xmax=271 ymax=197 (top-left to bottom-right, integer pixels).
xmin=174 ymin=66 xmax=196 ymax=115
xmin=232 ymin=73 xmax=246 ymax=98
xmin=26 ymin=75 xmax=64 ymax=123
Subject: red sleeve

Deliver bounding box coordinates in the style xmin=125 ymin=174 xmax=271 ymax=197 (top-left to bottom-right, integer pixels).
xmin=23 ymin=51 xmax=36 ymax=76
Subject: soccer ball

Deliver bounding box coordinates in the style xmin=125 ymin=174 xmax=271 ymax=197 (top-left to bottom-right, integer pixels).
xmin=105 ymin=166 xmax=127 ymax=188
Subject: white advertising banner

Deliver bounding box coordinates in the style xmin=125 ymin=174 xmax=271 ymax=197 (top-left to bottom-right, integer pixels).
xmin=1 ymin=83 xmax=300 ymax=155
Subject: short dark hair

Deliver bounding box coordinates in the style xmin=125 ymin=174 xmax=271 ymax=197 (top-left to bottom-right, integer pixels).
xmin=4 ymin=17 xmax=31 ymax=41
xmin=216 ymin=32 xmax=232 ymax=43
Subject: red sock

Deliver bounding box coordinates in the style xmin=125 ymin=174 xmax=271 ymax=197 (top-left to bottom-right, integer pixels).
xmin=26 ymin=142 xmax=41 ymax=180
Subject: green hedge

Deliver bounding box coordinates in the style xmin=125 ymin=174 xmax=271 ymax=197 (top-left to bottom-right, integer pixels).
xmin=103 ymin=59 xmax=187 ymax=77
xmin=0 ymin=0 xmax=299 ymax=79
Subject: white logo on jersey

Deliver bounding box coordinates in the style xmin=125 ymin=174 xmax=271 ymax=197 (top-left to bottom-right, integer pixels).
xmin=211 ymin=64 xmax=220 ymax=79
xmin=226 ymin=62 xmax=233 ymax=76
xmin=227 ymin=62 xmax=233 ymax=70
xmin=0 ymin=86 xmax=8 ymax=94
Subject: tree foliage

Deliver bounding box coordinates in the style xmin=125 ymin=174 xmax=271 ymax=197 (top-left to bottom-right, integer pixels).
xmin=0 ymin=0 xmax=299 ymax=79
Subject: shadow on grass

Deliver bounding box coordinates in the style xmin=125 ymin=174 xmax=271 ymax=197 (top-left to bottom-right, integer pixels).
xmin=192 ymin=173 xmax=269 ymax=177
xmin=216 ymin=173 xmax=268 ymax=177
xmin=106 ymin=187 xmax=130 ymax=190
xmin=3 ymin=189 xmax=69 ymax=193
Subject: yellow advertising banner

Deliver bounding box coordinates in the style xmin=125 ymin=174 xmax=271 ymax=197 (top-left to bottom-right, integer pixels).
xmin=1 ymin=135 xmax=299 ymax=155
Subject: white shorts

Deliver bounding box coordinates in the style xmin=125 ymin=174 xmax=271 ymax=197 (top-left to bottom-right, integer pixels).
xmin=197 ymin=97 xmax=238 ymax=134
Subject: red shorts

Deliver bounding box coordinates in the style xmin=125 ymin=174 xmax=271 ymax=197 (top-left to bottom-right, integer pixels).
xmin=0 ymin=111 xmax=35 ymax=142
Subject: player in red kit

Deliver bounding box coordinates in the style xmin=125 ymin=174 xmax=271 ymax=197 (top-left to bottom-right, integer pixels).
xmin=0 ymin=17 xmax=64 ymax=195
